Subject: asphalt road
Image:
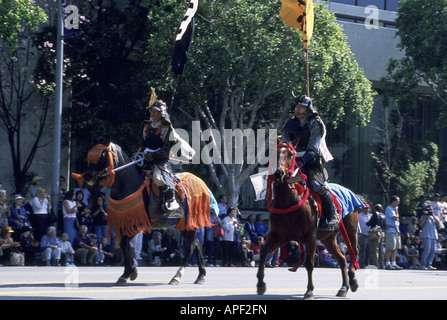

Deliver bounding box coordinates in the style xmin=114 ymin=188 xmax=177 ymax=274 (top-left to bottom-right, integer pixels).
xmin=0 ymin=265 xmax=446 ymax=302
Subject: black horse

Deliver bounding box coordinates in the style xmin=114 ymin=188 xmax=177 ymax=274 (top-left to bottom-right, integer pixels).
xmin=75 ymin=142 xmax=214 ymax=286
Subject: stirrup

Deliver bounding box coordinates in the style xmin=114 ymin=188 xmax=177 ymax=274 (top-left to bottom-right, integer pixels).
xmin=163 ymin=198 xmax=180 ymax=211
xmin=319 ymin=213 xmax=339 ymax=231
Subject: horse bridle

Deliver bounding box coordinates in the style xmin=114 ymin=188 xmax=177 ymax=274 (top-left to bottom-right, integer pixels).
xmin=274 ymin=142 xmax=300 ymax=183
xmin=85 ymin=144 xmax=118 ymax=187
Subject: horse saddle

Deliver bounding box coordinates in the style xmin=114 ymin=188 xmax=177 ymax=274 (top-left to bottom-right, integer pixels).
xmin=146 ymin=177 xmax=186 ymax=221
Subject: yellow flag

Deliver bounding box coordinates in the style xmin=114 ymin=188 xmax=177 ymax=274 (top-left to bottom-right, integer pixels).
xmin=279 ymin=0 xmax=314 ymax=49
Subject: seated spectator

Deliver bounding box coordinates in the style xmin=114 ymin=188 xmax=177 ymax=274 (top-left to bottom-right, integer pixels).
xmin=286 ymin=240 xmax=301 ymax=267
xmin=101 ymin=238 xmax=123 ymax=266
xmin=160 ymin=229 xmax=181 ymax=265
xmin=236 ymin=235 xmax=254 ymax=267
xmin=255 ymin=215 xmax=268 ymax=238
xmin=9 ymin=195 xmax=31 ymax=241
xmin=407 ymin=216 xmax=420 ymax=240
xmin=396 ymin=248 xmax=409 ymax=269
xmin=252 ymin=236 xmax=264 ymax=263
xmin=59 ymin=232 xmax=75 ymax=266
xmin=90 ymin=233 xmax=100 ymax=264
xmin=244 ymin=215 xmax=258 ymax=243
xmin=433 ymin=237 xmax=447 ymax=270
xmin=40 ymin=226 xmax=61 ymax=266
xmin=0 ymin=226 xmax=21 ymax=265
xmin=97 ymin=236 xmax=105 ymax=265
xmin=148 ymin=231 xmax=164 ymax=265
xmin=251 ymin=235 xmax=279 ymax=267
xmin=402 ymin=237 xmax=420 ymax=269
xmin=73 ymin=225 xmax=98 ymax=265
xmin=20 ymin=230 xmax=40 ymax=266
xmin=316 ymin=240 xmax=338 ymax=268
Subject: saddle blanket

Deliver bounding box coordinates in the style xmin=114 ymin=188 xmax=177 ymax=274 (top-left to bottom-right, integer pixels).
xmin=328 ymin=183 xmax=365 ymax=218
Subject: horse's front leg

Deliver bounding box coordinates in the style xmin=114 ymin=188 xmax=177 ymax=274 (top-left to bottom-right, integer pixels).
xmin=169 ymin=230 xmax=197 ymax=285
xmin=303 ymin=238 xmax=316 ymax=300
xmin=256 ymin=243 xmax=269 ymax=295
xmin=257 ymin=232 xmax=281 ymax=295
xmin=115 ymin=236 xmax=138 ymax=286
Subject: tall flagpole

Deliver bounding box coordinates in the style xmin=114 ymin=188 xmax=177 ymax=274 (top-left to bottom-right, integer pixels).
xmin=51 ymin=0 xmax=64 ymax=217
xmin=305 ymin=49 xmax=310 ymax=97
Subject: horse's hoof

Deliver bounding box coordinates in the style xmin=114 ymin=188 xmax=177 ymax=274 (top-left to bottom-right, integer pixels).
xmin=169 ymin=278 xmax=180 ymax=285
xmin=336 ymin=288 xmax=348 ymax=297
xmin=114 ymin=277 xmax=127 ymax=286
xmin=303 ymin=291 xmax=314 ymax=300
xmin=194 ymin=275 xmax=205 ymax=285
xmin=257 ymin=283 xmax=266 ymax=295
xmin=129 ymin=269 xmax=138 ymax=281
xmin=350 ymin=280 xmax=359 ymax=292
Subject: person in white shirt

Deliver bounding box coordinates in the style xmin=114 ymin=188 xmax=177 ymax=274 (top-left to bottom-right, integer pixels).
xmin=221 ymin=207 xmax=241 ymax=267
xmin=62 ymin=190 xmax=78 ymax=245
xmin=358 ymin=204 xmax=372 ymax=268
xmin=29 ymin=187 xmax=51 ymax=241
xmin=431 ymin=193 xmax=445 ymax=230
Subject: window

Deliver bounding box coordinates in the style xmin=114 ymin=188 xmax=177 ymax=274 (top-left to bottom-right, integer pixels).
xmin=357 ymin=0 xmax=385 ymax=10
xmin=385 ymin=0 xmax=400 ymax=11
xmin=331 ymin=0 xmax=357 ymax=5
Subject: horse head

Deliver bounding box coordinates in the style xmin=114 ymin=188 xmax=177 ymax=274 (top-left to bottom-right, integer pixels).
xmin=72 ymin=143 xmax=118 ymax=188
xmin=273 ymin=139 xmax=299 ymax=183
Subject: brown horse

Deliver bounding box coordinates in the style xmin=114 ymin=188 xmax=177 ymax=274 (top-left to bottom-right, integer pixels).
xmin=74 ymin=141 xmax=213 ymax=286
xmin=256 ymin=142 xmax=360 ymax=299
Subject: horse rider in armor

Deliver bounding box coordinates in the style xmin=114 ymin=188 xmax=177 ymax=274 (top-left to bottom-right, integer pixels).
xmin=280 ymin=94 xmax=339 ymax=230
xmin=141 ymin=90 xmax=180 ymax=215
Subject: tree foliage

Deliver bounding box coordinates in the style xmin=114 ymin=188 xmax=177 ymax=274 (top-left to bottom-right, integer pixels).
xmin=371 ymin=107 xmax=439 ymax=214
xmin=0 ymin=0 xmax=47 ymax=49
xmin=0 ymin=0 xmax=48 ymax=193
xmin=382 ymin=0 xmax=447 ymax=126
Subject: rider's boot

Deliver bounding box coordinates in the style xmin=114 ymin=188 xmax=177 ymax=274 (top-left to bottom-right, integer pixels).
xmin=319 ymin=191 xmax=340 ymax=230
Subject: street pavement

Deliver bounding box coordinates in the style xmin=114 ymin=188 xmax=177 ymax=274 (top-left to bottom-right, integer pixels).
xmin=0 ymin=265 xmax=446 ymax=301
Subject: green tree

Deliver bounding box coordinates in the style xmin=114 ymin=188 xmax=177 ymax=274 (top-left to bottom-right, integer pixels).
xmin=0 ymin=0 xmax=46 ymax=49
xmin=381 ymin=0 xmax=447 ymax=126
xmin=0 ymin=1 xmax=48 ymax=193
xmin=34 ymin=0 xmax=154 ymax=167
xmin=371 ymin=106 xmax=439 ymax=214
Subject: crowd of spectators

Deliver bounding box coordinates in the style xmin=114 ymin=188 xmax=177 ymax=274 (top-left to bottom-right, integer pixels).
xmin=0 ymin=177 xmax=121 ymax=266
xmin=2 ymin=176 xmax=446 ymax=271
xmin=356 ymin=193 xmax=447 ymax=271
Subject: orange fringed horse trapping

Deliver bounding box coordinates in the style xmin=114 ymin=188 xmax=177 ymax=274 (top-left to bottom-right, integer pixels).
xmin=107 ymin=181 xmax=151 ymax=238
xmin=175 ymin=172 xmax=211 ymax=231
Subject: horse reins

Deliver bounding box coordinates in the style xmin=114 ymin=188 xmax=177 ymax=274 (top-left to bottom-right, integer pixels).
xmin=267 ymin=142 xmax=309 ymax=214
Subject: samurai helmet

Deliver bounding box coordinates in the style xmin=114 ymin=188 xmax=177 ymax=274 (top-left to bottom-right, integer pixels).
xmin=289 ymin=91 xmax=318 ymax=116
xmin=147 ymin=87 xmax=171 ymax=122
